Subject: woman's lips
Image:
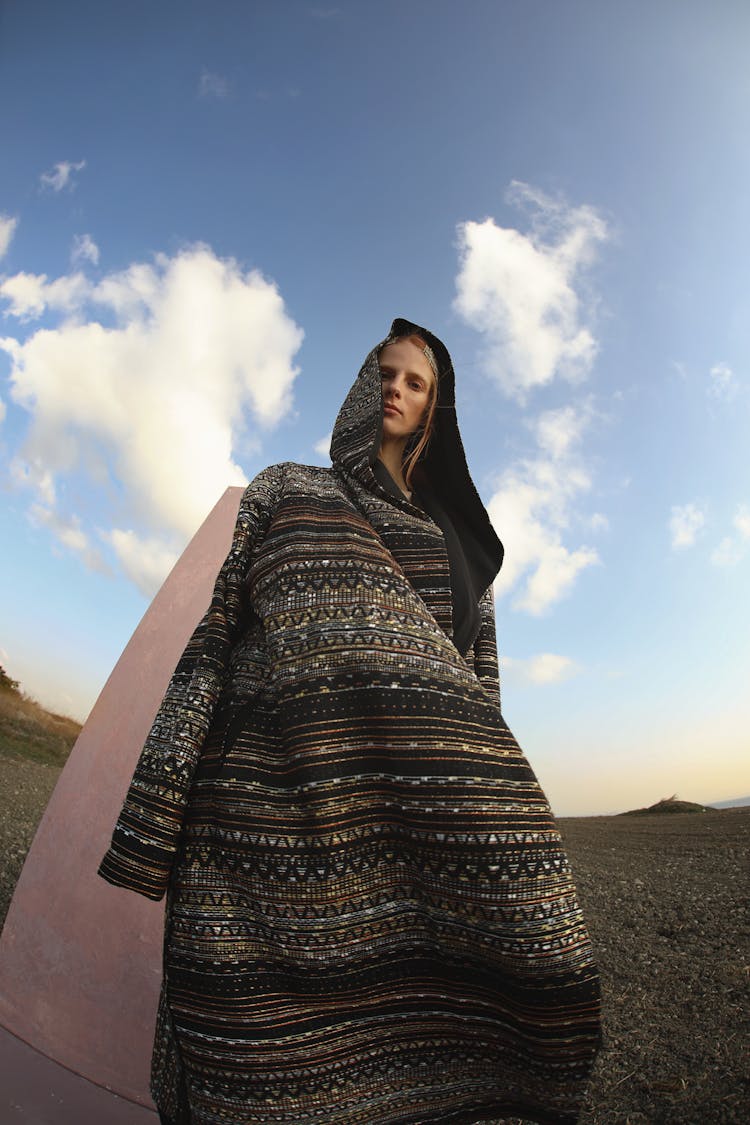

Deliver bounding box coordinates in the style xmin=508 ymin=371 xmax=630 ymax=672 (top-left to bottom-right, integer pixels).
xmin=383 ymin=404 xmax=401 ymax=415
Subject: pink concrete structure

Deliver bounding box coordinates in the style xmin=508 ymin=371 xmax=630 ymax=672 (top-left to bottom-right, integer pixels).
xmin=0 ymin=487 xmax=244 ymax=1121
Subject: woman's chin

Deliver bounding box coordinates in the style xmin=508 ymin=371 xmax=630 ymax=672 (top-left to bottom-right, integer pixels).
xmin=381 ymin=418 xmax=409 ymax=441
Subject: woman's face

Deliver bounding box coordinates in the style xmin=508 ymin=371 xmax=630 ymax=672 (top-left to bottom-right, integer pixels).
xmin=378 ymin=339 xmax=435 ymax=440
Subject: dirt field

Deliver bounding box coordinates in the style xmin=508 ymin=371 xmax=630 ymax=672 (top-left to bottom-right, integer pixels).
xmin=1 ymin=757 xmax=747 ymax=1124
xmin=561 ymin=808 xmax=748 ymax=1123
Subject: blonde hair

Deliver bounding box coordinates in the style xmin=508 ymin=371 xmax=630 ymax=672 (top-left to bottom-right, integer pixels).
xmin=391 ymin=334 xmax=438 ymax=489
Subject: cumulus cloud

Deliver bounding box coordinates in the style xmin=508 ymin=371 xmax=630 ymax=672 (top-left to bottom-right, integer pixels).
xmin=313 ymin=431 xmax=332 ymax=459
xmin=708 ymin=361 xmax=736 ymax=400
xmin=1 ymin=244 xmax=303 ymax=595
xmin=454 ymin=181 xmax=608 ymax=400
xmin=71 ymin=233 xmax=100 ymax=266
xmin=199 ymin=69 xmax=229 ymax=98
xmin=488 ymin=403 xmax=599 ymax=615
xmin=0 ymin=270 xmax=90 ymax=319
xmin=106 ymin=529 xmax=180 ymax=596
xmin=0 ymin=214 xmax=18 ymax=259
xmin=669 ymin=503 xmax=705 ymax=549
xmin=534 ymin=402 xmax=588 ymax=459
xmin=504 ymin=652 xmax=579 ymax=684
xmin=40 ymin=160 xmax=86 ymax=193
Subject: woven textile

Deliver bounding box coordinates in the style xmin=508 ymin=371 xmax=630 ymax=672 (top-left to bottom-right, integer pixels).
xmin=99 ymin=319 xmax=600 ymax=1124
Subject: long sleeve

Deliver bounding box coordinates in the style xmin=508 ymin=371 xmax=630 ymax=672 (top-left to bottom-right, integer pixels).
xmin=98 ymin=463 xmax=284 ymax=900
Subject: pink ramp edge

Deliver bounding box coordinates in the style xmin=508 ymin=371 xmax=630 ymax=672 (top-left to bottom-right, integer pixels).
xmin=0 ymin=487 xmax=244 ymax=1111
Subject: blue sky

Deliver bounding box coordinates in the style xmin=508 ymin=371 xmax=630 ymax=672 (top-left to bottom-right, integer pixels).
xmin=1 ymin=0 xmax=748 ymax=815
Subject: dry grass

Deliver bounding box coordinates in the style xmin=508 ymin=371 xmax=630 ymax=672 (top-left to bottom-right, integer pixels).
xmin=0 ymin=683 xmax=81 ymax=767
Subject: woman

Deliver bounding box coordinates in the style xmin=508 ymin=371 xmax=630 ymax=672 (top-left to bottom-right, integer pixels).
xmin=100 ymin=319 xmax=600 ymax=1125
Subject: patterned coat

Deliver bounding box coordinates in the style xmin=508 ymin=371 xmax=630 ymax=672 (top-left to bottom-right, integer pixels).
xmin=99 ymin=320 xmax=600 ymax=1125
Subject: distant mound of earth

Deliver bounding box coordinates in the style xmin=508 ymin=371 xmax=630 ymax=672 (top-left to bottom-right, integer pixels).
xmin=620 ymin=794 xmax=709 ymax=816
xmin=0 ymin=665 xmax=81 ymax=768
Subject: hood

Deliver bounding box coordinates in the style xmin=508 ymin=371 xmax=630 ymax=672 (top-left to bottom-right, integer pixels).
xmin=330 ymin=317 xmax=504 ymax=596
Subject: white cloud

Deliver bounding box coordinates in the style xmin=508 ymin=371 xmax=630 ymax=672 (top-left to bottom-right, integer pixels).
xmin=454 ymin=181 xmax=608 ymax=400
xmin=71 ymin=233 xmax=100 ymax=266
xmin=0 ymin=214 xmax=18 ymax=259
xmin=198 ymin=69 xmax=229 ymax=99
xmin=488 ymin=403 xmax=599 ymax=615
xmin=40 ymin=160 xmax=86 ymax=193
xmin=1 ymin=274 xmax=47 ymax=319
xmin=669 ymin=503 xmax=705 ymax=549
xmin=11 ymin=458 xmax=56 ymax=504
xmin=708 ymin=361 xmax=736 ymax=400
xmin=0 ymin=270 xmax=90 ymax=319
xmin=29 ymin=503 xmax=107 ymax=572
xmin=106 ymin=529 xmax=179 ymax=597
xmin=504 ymin=652 xmax=579 ymax=685
xmin=313 ymin=431 xmax=332 ymax=458
xmin=733 ymin=504 xmax=750 ymax=540
xmin=2 ymin=244 xmax=304 ymax=595
xmin=533 ymin=402 xmax=588 ymax=459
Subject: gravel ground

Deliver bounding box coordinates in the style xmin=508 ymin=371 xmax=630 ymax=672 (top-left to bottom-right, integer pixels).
xmin=1 ymin=757 xmax=747 ymax=1123
xmin=563 ymin=809 xmax=749 ymax=1124
xmin=0 ymin=756 xmax=61 ymax=927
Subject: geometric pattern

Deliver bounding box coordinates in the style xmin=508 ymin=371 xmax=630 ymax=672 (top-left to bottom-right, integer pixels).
xmin=100 ymin=320 xmax=600 ymax=1124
